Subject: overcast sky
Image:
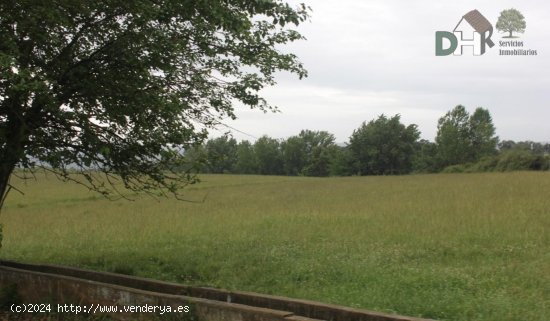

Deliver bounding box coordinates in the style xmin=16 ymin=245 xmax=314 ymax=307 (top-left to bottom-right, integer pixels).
xmin=216 ymin=0 xmax=550 ymax=143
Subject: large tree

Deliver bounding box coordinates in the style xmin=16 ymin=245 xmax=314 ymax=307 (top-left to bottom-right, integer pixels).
xmin=435 ymin=105 xmax=498 ymax=168
xmin=435 ymin=105 xmax=471 ymax=167
xmin=298 ymin=130 xmax=337 ymax=177
xmin=254 ymin=135 xmax=283 ymax=175
xmin=281 ymin=135 xmax=306 ymax=176
xmin=281 ymin=129 xmax=337 ymax=177
xmin=412 ymin=139 xmax=438 ymax=173
xmin=0 ymin=0 xmax=309 ymax=208
xmin=469 ymin=108 xmax=498 ymax=160
xmin=234 ymin=140 xmax=258 ymax=174
xmin=204 ymin=135 xmax=238 ymax=174
xmin=327 ymin=145 xmax=355 ymax=176
xmin=349 ymin=114 xmax=420 ymax=175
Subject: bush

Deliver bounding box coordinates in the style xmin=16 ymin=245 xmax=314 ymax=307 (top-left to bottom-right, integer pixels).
xmin=495 ymin=150 xmax=538 ymax=172
xmin=443 ymin=151 xmax=550 ymax=173
xmin=469 ymin=156 xmax=499 ymax=172
xmin=530 ymin=155 xmax=550 ymax=171
xmin=441 ymin=164 xmax=470 ymax=173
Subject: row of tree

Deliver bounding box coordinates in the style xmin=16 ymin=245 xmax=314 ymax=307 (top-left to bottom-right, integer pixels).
xmin=186 ymin=105 xmax=549 ymax=176
xmin=185 ymin=130 xmax=342 ymax=177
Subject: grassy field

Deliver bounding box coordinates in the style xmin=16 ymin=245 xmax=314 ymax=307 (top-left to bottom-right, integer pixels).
xmin=1 ymin=172 xmax=549 ymax=321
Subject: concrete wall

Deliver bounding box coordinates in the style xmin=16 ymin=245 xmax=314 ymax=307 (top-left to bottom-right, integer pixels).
xmin=0 ymin=261 xmax=436 ymax=321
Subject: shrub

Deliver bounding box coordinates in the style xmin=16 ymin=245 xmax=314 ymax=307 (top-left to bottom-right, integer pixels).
xmin=530 ymin=155 xmax=550 ymax=171
xmin=442 ymin=164 xmax=469 ymax=173
xmin=495 ymin=150 xmax=538 ymax=172
xmin=469 ymin=156 xmax=499 ymax=172
xmin=438 ymin=151 xmax=549 ymax=174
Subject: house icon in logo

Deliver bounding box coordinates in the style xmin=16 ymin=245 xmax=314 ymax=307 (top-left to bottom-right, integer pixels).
xmin=453 ymin=10 xmax=495 ymax=55
xmin=436 ymin=9 xmax=495 ymax=56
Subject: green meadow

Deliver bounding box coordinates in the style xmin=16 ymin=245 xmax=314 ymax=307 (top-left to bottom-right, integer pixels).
xmin=1 ymin=172 xmax=549 ymax=321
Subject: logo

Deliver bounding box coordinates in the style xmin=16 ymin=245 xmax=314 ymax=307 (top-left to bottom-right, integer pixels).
xmin=436 ymin=10 xmax=495 ymax=56
xmin=496 ymin=8 xmax=526 ymax=39
xmin=436 ymin=8 xmax=537 ymax=57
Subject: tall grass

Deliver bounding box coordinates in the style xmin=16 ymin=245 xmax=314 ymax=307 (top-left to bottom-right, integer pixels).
xmin=1 ymin=172 xmax=549 ymax=321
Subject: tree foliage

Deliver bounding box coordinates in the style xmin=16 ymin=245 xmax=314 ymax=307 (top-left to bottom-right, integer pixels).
xmin=198 ymin=130 xmax=340 ymax=177
xmin=349 ymin=114 xmax=420 ymax=175
xmin=0 ymin=0 xmax=309 ymax=207
xmin=205 ymin=135 xmax=237 ymax=174
xmin=327 ymin=146 xmax=355 ymax=176
xmin=436 ymin=106 xmax=498 ymax=169
xmin=469 ymin=108 xmax=498 ymax=159
xmin=234 ymin=140 xmax=258 ymax=174
xmin=300 ymin=130 xmax=337 ymax=177
xmin=281 ymin=135 xmax=306 ymax=176
xmin=281 ymin=130 xmax=337 ymax=177
xmin=190 ymin=111 xmax=545 ymax=177
xmin=496 ymin=8 xmax=526 ymax=38
xmin=412 ymin=139 xmax=438 ymax=173
xmin=494 ymin=150 xmax=549 ymax=172
xmin=499 ymin=140 xmax=550 ymax=155
xmin=435 ymin=105 xmax=471 ymax=167
xmin=254 ymin=135 xmax=283 ymax=175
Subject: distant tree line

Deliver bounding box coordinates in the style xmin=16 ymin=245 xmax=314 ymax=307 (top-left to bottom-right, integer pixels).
xmin=185 ymin=105 xmax=550 ymax=176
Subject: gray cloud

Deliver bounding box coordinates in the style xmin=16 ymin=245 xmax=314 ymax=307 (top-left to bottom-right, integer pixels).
xmin=221 ymin=0 xmax=550 ymax=143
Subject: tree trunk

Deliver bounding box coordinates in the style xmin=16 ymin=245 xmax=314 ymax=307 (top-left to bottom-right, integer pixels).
xmin=509 ymin=30 xmax=513 ymax=38
xmin=0 ymin=161 xmax=17 ymax=211
xmin=0 ymin=99 xmax=28 ymax=213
